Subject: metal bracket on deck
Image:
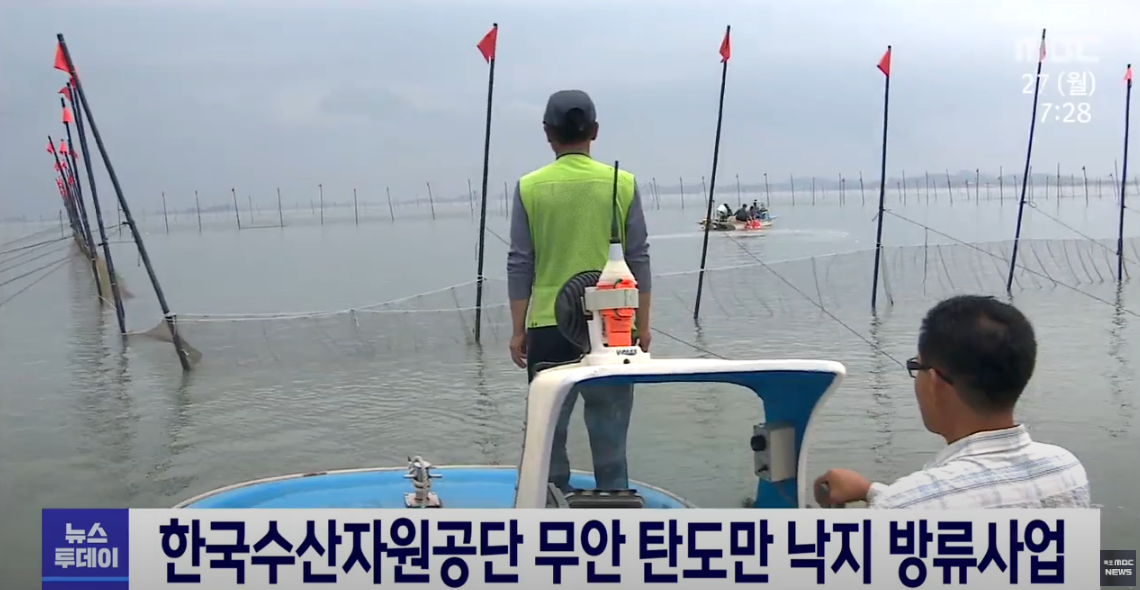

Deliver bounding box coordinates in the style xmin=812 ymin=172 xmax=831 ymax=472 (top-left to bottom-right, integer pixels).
xmin=404 ymin=455 xmax=442 ymax=508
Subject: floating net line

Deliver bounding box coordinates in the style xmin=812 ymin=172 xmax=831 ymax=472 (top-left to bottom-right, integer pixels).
xmin=147 ymin=235 xmax=1140 ymax=371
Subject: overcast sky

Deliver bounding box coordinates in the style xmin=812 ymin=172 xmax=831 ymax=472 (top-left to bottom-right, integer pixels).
xmin=1 ymin=0 xmax=1136 ymax=216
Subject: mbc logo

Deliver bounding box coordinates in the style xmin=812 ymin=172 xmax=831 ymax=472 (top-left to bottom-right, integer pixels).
xmin=1015 ymin=37 xmax=1100 ymax=64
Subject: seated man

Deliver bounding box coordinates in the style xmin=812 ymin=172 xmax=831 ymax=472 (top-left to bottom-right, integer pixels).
xmin=815 ymin=295 xmax=1089 ymax=509
xmin=734 ymin=205 xmax=750 ymax=222
xmin=758 ymin=204 xmax=769 ymax=221
xmin=749 ymin=201 xmax=759 ymax=219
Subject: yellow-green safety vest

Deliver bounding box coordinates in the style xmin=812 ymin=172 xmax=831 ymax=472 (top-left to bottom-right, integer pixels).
xmin=519 ymin=154 xmax=636 ymax=329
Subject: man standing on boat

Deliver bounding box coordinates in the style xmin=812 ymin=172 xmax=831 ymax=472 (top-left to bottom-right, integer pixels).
xmin=506 ymin=89 xmax=652 ymax=492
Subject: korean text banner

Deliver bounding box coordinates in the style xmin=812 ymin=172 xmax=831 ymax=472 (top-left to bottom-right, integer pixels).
xmin=43 ymin=508 xmax=1102 ymax=589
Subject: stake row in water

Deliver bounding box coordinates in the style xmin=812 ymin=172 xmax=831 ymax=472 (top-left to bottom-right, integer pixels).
xmin=136 ymin=165 xmax=1121 ymax=232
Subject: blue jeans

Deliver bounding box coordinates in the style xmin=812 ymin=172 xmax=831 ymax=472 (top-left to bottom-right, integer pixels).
xmin=526 ymin=326 xmax=635 ymax=492
xmin=547 ymin=384 xmax=635 ymax=492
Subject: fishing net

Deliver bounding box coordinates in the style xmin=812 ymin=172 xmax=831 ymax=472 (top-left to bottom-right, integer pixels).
xmin=145 ymin=235 xmax=1140 ymax=372
xmin=0 ymin=225 xmax=132 ymax=309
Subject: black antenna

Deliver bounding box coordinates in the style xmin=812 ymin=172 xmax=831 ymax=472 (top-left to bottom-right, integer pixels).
xmin=610 ymin=160 xmax=621 ymax=245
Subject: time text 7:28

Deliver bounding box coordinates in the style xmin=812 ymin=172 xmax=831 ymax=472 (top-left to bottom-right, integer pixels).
xmin=1040 ymin=102 xmax=1092 ymax=123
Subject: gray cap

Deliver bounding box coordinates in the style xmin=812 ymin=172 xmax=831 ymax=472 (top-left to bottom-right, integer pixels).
xmin=543 ymin=90 xmax=596 ymax=130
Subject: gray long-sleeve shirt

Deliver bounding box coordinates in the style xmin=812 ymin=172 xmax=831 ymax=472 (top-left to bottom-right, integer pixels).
xmin=506 ymin=180 xmax=651 ymax=300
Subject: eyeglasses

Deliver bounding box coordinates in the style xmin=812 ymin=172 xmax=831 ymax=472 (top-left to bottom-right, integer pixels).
xmin=906 ymin=357 xmax=954 ymax=385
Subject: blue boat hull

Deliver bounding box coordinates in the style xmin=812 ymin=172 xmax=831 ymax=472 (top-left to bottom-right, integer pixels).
xmin=177 ymin=466 xmax=696 ymax=509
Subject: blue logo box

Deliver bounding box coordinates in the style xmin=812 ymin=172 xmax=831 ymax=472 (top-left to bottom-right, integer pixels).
xmin=42 ymin=509 xmax=129 ymax=590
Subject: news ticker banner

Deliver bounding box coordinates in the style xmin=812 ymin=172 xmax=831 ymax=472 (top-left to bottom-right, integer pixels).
xmin=43 ymin=508 xmax=1133 ymax=589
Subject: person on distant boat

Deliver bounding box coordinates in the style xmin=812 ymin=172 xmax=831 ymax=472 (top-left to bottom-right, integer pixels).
xmin=734 ymin=204 xmax=751 ymax=222
xmin=749 ymin=201 xmax=759 ymax=219
xmin=506 ymin=89 xmax=651 ymax=493
xmin=715 ymin=202 xmax=732 ymax=224
xmin=814 ymin=295 xmax=1089 ymax=509
xmin=758 ymin=203 xmax=770 ymax=221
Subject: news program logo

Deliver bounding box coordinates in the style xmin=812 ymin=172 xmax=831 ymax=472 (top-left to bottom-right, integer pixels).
xmin=42 ymin=509 xmax=130 ymax=590
xmin=1101 ymin=549 xmax=1137 ymax=587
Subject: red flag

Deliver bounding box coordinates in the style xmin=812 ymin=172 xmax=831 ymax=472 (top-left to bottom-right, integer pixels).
xmin=47 ymin=140 xmax=55 ymax=154
xmin=57 ymin=178 xmax=64 ymax=189
xmin=719 ymin=27 xmax=731 ymax=63
xmin=62 ymin=107 xmax=73 ymax=124
xmin=877 ymin=46 xmax=892 ymax=77
xmin=59 ymin=85 xmax=70 ymax=99
xmin=60 ymin=140 xmax=68 ymax=155
xmin=54 ymin=43 xmax=71 ymax=75
xmin=477 ymin=24 xmax=498 ymax=63
xmin=1125 ymin=65 xmax=1132 ymax=83
xmin=1039 ymin=38 xmax=1046 ymax=62
xmin=54 ymin=162 xmax=61 ymax=172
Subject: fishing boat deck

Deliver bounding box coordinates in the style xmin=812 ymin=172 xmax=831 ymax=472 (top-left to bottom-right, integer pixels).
xmin=179 ymin=466 xmax=694 ymax=509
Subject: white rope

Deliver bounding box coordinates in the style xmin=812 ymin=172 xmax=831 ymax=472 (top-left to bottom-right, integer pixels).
xmin=357 ymin=303 xmax=509 ymax=315
xmin=653 ymin=247 xmax=870 ymax=278
xmin=1027 ymin=201 xmax=1140 ymax=267
xmin=178 ymin=279 xmax=486 ymax=321
xmin=175 ymin=252 xmax=866 ymax=324
xmin=180 ymin=303 xmax=511 ymax=324
xmin=886 ymin=211 xmax=1140 ymax=319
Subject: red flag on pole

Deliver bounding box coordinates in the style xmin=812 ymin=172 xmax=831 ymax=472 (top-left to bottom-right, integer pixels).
xmin=877 ymin=46 xmax=892 ymax=77
xmin=1125 ymin=64 xmax=1132 ymax=83
xmin=47 ymin=140 xmax=55 ymax=154
xmin=54 ymin=43 xmax=71 ymax=75
xmin=719 ymin=27 xmax=731 ymax=63
xmin=54 ymin=162 xmax=61 ymax=172
xmin=59 ymin=85 xmax=70 ymax=99
xmin=1039 ymin=38 xmax=1046 ymax=62
xmin=62 ymin=107 xmax=73 ymax=124
xmin=477 ymin=25 xmax=498 ymax=63
xmin=60 ymin=140 xmax=69 ymax=155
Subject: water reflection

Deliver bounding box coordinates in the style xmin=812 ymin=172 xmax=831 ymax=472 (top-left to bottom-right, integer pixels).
xmin=69 ymin=266 xmax=138 ymax=504
xmin=685 ymin=326 xmax=724 ymax=430
xmin=1106 ymin=283 xmax=1134 ymax=438
xmin=468 ymin=344 xmax=501 ymax=463
xmin=146 ymin=370 xmax=197 ymax=502
xmin=867 ymin=312 xmax=896 ymax=471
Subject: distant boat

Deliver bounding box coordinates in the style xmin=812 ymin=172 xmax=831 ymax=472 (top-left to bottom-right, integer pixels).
xmin=697 ymin=216 xmax=774 ymax=231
